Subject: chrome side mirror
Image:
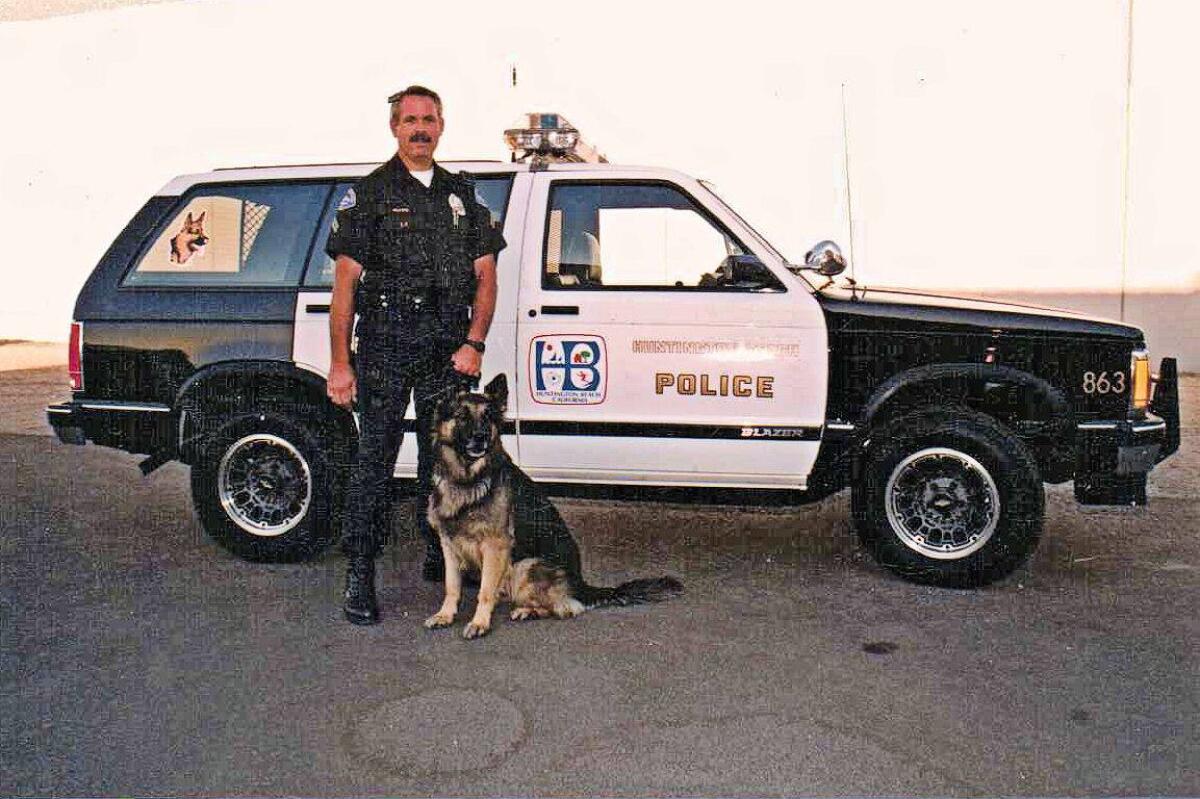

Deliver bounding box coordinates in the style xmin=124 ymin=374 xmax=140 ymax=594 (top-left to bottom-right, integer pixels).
xmin=803 ymin=240 xmax=846 ymax=277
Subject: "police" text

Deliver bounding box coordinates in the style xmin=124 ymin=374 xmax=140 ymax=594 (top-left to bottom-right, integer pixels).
xmin=654 ymin=373 xmax=774 ymax=398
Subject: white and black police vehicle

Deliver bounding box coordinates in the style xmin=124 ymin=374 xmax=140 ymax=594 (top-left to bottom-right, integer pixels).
xmin=48 ymin=114 xmax=1181 ymax=587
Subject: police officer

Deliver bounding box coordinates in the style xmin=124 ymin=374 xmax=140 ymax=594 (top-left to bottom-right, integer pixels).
xmin=325 ymin=85 xmax=506 ymax=625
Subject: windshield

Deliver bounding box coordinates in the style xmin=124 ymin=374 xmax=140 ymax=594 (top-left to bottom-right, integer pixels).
xmin=697 ymin=180 xmax=787 ymax=264
xmin=697 ymin=180 xmax=824 ymax=291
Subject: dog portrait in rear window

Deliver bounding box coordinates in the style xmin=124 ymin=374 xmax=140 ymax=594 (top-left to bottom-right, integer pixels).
xmin=168 ymin=211 xmax=208 ymax=264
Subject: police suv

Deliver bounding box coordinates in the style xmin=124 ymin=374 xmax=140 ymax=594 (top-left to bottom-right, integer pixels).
xmin=47 ymin=145 xmax=1181 ymax=587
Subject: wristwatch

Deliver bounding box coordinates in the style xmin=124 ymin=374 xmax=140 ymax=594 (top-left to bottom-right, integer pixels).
xmin=465 ymin=338 xmax=486 ymax=354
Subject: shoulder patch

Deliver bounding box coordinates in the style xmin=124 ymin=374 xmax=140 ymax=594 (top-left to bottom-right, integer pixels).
xmin=337 ymin=187 xmax=357 ymax=211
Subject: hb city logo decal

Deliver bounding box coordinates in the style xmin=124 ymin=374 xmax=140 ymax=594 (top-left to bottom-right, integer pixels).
xmin=530 ymin=335 xmax=607 ymax=405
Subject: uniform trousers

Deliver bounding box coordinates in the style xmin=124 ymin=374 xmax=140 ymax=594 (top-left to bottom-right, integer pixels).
xmin=341 ymin=316 xmax=473 ymax=559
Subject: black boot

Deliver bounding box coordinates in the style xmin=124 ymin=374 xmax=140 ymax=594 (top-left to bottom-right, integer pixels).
xmin=343 ymin=555 xmax=379 ymax=625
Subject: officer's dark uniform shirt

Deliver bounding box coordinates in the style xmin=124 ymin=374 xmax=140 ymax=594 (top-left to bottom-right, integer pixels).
xmin=325 ymin=156 xmax=506 ymax=360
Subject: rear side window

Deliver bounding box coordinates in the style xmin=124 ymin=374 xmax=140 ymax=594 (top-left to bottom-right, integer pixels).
xmin=303 ymin=173 xmax=515 ymax=287
xmin=125 ymin=182 xmax=330 ymax=287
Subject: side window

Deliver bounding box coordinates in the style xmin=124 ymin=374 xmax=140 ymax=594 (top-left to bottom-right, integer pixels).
xmin=543 ymin=182 xmax=782 ymax=291
xmin=125 ymin=183 xmax=330 ymax=287
xmin=470 ymin=174 xmax=514 ymax=230
xmin=303 ymin=173 xmax=515 ymax=288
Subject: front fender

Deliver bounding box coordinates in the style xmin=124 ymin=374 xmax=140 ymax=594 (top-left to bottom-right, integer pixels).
xmin=861 ymin=363 xmax=1072 ymax=435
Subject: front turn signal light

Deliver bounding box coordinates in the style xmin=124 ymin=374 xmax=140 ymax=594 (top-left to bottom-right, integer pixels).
xmin=1131 ymin=349 xmax=1151 ymax=412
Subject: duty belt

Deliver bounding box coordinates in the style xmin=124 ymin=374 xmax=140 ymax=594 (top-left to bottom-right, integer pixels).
xmin=358 ymin=289 xmax=469 ymax=325
xmin=360 ymin=289 xmax=437 ymax=314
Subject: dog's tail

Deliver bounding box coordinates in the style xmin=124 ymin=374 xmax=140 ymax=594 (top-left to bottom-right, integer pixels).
xmin=573 ymin=576 xmax=683 ymax=610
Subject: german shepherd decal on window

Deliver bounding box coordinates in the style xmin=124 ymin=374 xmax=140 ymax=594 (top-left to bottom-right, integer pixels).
xmin=169 ymin=211 xmax=208 ymax=264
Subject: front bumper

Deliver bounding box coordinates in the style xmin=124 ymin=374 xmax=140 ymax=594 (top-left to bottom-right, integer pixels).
xmin=1074 ymin=357 xmax=1181 ymax=505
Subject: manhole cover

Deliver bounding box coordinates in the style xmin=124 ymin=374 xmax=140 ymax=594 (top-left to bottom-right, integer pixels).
xmin=348 ymin=689 xmax=525 ymax=776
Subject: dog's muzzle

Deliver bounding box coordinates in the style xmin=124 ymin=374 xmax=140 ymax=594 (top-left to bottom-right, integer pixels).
xmin=463 ymin=434 xmax=491 ymax=460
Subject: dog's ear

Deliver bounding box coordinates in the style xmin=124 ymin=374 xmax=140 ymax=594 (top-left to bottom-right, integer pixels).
xmin=184 ymin=212 xmax=194 ymax=225
xmin=436 ymin=388 xmax=469 ymax=421
xmin=434 ymin=394 xmax=453 ymax=421
xmin=195 ymin=210 xmax=206 ymax=224
xmin=484 ymin=373 xmax=508 ymax=412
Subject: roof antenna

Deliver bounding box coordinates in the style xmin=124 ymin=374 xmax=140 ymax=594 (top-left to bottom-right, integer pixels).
xmin=1118 ymin=0 xmax=1134 ymax=321
xmin=509 ymin=59 xmax=518 ymax=161
xmin=841 ymin=82 xmax=858 ymax=285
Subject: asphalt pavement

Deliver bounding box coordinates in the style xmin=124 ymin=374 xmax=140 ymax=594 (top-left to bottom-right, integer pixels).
xmin=1 ymin=367 xmax=1197 ymax=796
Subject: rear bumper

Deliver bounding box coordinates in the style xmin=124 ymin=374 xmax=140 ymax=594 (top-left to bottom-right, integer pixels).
xmin=46 ymin=403 xmax=88 ymax=445
xmin=1074 ymin=357 xmax=1181 ymax=505
xmin=46 ymin=399 xmax=175 ymax=455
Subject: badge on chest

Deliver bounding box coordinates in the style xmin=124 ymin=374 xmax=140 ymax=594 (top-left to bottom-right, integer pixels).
xmin=448 ymin=193 xmax=465 ymax=228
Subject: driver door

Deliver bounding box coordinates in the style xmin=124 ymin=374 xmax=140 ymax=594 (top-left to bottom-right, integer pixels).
xmin=514 ymin=172 xmax=827 ymax=489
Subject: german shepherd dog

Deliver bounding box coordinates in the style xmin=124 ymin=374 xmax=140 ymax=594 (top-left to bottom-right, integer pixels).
xmin=169 ymin=211 xmax=208 ymax=264
xmin=424 ymin=374 xmax=683 ymax=639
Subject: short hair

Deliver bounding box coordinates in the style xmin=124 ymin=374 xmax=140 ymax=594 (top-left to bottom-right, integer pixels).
xmin=388 ymin=85 xmax=443 ymax=125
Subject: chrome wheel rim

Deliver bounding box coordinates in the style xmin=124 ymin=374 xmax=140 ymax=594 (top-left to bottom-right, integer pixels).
xmin=217 ymin=433 xmax=312 ymax=537
xmin=884 ymin=447 xmax=1000 ymax=560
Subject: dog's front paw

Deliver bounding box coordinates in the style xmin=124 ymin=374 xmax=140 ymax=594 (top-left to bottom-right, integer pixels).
xmin=424 ymin=612 xmax=454 ymax=630
xmin=462 ymin=621 xmax=491 ymax=639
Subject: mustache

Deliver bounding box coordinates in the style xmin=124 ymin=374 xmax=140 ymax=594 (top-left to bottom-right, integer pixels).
xmin=409 ymin=133 xmax=432 ymax=143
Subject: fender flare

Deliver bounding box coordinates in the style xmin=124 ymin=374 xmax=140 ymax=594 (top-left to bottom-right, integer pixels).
xmin=860 ymin=362 xmax=1073 ymax=439
xmin=174 ymin=360 xmax=355 ymax=463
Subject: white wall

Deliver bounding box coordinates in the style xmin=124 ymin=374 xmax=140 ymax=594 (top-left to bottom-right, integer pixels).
xmin=0 ymin=0 xmax=1195 ymax=366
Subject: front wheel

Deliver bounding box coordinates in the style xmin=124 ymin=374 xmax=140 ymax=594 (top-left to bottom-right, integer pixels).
xmin=852 ymin=408 xmax=1044 ymax=587
xmin=190 ymin=410 xmax=345 ymax=562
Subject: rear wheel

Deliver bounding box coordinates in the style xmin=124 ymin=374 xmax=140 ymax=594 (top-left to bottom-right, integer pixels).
xmin=852 ymin=408 xmax=1043 ymax=587
xmin=191 ymin=410 xmax=345 ymax=562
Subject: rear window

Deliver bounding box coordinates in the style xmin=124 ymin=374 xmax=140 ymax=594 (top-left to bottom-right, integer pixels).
xmin=303 ymin=173 xmax=515 ymax=287
xmin=124 ymin=182 xmax=331 ymax=287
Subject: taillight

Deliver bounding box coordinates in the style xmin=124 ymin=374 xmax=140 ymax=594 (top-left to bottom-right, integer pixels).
xmin=1130 ymin=348 xmax=1150 ymax=412
xmin=68 ymin=321 xmax=83 ymax=391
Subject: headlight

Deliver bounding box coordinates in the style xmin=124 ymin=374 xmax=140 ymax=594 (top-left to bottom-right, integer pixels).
xmin=1131 ymin=348 xmax=1151 ymax=412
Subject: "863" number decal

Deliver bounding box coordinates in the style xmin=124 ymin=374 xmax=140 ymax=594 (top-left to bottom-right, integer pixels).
xmin=1082 ymin=371 xmax=1126 ymax=394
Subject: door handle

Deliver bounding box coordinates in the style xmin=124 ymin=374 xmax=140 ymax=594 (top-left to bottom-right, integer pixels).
xmin=540 ymin=305 xmax=579 ymax=315
xmin=305 ymin=304 xmax=331 ymax=314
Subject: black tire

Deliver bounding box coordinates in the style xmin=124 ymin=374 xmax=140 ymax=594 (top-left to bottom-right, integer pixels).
xmin=190 ymin=410 xmax=346 ymax=563
xmin=851 ymin=407 xmax=1043 ymax=588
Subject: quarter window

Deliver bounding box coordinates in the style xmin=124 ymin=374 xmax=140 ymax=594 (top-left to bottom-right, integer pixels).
xmin=126 ymin=183 xmax=329 ymax=287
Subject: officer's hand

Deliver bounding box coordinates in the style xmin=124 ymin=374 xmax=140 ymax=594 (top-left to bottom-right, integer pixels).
xmin=327 ymin=362 xmax=357 ymax=408
xmin=451 ymin=345 xmax=482 ymax=377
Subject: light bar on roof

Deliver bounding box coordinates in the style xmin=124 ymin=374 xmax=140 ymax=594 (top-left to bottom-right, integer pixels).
xmin=504 ymin=112 xmax=605 ymax=164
